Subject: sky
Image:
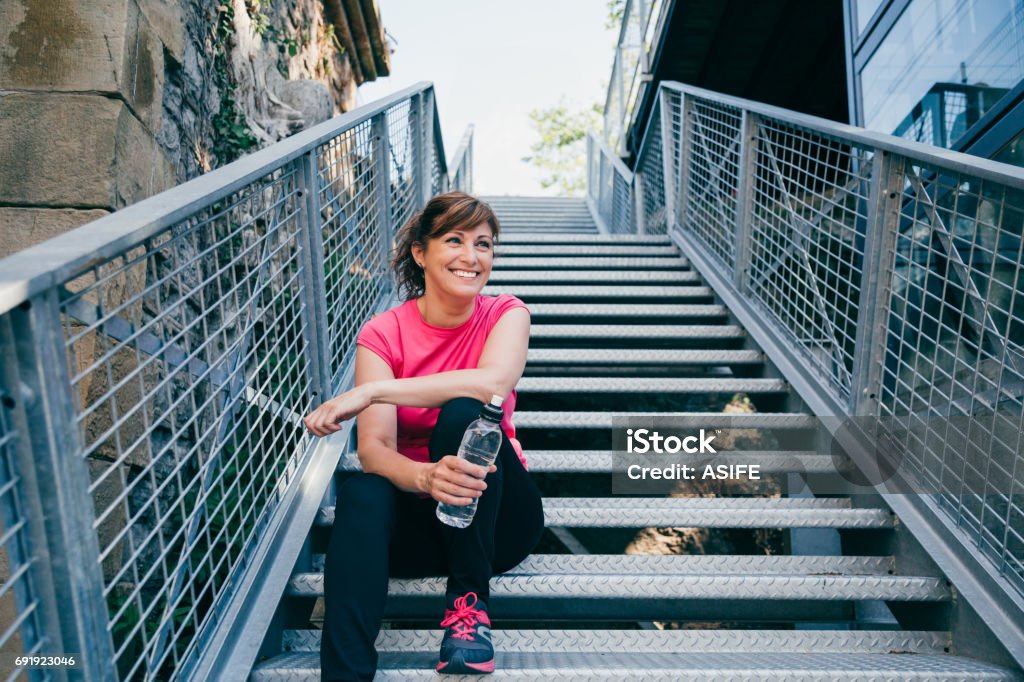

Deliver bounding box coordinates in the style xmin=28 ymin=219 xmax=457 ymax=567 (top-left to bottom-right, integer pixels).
xmin=356 ymin=1 xmax=617 ymax=196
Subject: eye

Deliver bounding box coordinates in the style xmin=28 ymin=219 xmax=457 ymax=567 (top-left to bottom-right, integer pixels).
xmin=445 ymin=236 xmax=461 ymax=244
xmin=476 ymin=240 xmax=492 ymax=249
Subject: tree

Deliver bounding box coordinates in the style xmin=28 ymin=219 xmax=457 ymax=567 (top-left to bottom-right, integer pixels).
xmin=522 ymin=100 xmax=603 ymax=196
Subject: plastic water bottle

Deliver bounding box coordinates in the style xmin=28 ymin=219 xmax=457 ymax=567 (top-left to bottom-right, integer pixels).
xmin=436 ymin=395 xmax=505 ymax=528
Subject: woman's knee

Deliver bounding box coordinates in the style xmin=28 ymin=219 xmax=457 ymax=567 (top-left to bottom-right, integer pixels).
xmin=428 ymin=397 xmax=485 ymax=461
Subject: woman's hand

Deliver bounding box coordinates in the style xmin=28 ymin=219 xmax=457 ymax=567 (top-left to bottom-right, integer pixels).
xmin=304 ymin=384 xmax=374 ymax=437
xmin=418 ymin=456 xmax=498 ymax=506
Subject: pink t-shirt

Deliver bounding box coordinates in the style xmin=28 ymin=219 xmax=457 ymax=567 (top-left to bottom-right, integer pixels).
xmin=355 ymin=294 xmax=529 ymax=471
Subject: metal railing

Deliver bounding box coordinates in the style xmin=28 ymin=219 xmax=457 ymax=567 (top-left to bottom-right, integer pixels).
xmin=602 ymin=0 xmax=671 ymax=157
xmin=0 ymin=81 xmax=469 ymax=681
xmin=449 ymin=125 xmax=475 ymax=195
xmin=589 ymin=80 xmax=1024 ymax=664
xmin=586 ymin=132 xmax=635 ymax=235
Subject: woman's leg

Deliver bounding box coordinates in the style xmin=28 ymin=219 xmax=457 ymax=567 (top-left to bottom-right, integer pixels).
xmin=321 ymin=472 xmax=403 ymax=682
xmin=428 ymin=397 xmax=545 ymax=602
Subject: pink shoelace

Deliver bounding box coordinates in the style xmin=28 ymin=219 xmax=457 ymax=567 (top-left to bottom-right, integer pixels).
xmin=439 ymin=592 xmax=485 ymax=641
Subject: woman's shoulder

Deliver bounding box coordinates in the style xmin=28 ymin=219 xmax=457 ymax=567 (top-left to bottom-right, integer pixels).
xmin=477 ymin=294 xmax=529 ymax=326
xmin=359 ymin=300 xmax=411 ymax=337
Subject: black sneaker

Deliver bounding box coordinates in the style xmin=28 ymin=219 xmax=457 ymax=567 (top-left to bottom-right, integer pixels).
xmin=435 ymin=591 xmax=494 ymax=674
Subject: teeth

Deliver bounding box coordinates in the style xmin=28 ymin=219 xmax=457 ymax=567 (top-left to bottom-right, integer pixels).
xmin=450 ymin=269 xmax=478 ymax=279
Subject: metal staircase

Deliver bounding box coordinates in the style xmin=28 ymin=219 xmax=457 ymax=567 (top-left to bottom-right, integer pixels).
xmin=248 ymin=196 xmax=1020 ymax=680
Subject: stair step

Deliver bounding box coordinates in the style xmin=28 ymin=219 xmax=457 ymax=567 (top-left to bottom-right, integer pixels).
xmin=493 ymin=257 xmax=688 ymax=269
xmin=526 ymin=303 xmax=728 ymax=320
xmin=525 ymin=349 xmax=763 ymax=365
xmin=530 ymin=324 xmax=744 ymax=340
xmin=486 ymin=284 xmax=713 ymax=299
xmin=317 ymin=496 xmax=892 ymax=529
xmin=339 ymin=449 xmax=846 ymax=474
xmin=276 ymin=628 xmax=951 ymax=655
xmin=251 ymin=651 xmax=1018 ymax=681
xmin=496 ymin=233 xmax=672 ymax=244
xmin=514 ymin=411 xmax=816 ymax=429
xmin=517 ymin=377 xmax=786 ymax=394
xmin=488 ymin=270 xmax=700 ymax=283
xmin=497 ymin=245 xmax=678 ymax=256
xmin=287 ymin=566 xmax=943 ymax=601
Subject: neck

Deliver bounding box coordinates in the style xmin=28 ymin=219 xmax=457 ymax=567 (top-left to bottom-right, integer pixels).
xmin=416 ymin=291 xmax=476 ymax=328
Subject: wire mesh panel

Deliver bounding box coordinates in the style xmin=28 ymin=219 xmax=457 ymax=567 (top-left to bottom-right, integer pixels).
xmin=638 ymin=95 xmax=667 ymax=234
xmin=743 ymin=120 xmax=873 ymax=403
xmin=877 ymin=163 xmax=1024 ymax=593
xmin=385 ymin=101 xmax=419 ymax=235
xmin=611 ymin=172 xmax=634 ymax=234
xmin=0 ymin=377 xmax=53 ymax=681
xmin=679 ymin=97 xmax=743 ymax=269
xmin=316 ymin=120 xmax=392 ymax=383
xmin=55 ymin=163 xmax=314 ymax=679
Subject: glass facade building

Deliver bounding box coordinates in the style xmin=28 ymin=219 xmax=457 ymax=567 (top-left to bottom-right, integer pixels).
xmin=847 ymin=0 xmax=1024 ymax=166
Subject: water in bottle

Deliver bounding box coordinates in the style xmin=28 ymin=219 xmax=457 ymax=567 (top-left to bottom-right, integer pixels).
xmin=436 ymin=395 xmax=506 ymax=528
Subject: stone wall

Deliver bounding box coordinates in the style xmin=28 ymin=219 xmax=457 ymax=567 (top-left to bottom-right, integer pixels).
xmin=0 ymin=0 xmax=374 ymax=255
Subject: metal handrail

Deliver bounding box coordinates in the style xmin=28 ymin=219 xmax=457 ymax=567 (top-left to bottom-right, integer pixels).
xmin=589 ymin=79 xmax=1024 ymax=665
xmin=0 ymin=81 xmax=468 ymax=680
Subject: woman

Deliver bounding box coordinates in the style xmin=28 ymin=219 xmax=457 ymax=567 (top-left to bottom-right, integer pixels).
xmin=303 ymin=191 xmax=545 ymax=680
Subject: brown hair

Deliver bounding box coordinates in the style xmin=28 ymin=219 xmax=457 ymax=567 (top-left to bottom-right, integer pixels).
xmin=391 ymin=191 xmax=500 ymax=300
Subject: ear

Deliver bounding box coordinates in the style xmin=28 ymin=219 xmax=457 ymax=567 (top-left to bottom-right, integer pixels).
xmin=410 ymin=241 xmax=425 ymax=266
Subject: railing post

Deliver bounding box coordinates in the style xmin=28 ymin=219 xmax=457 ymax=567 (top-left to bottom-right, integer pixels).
xmin=409 ymin=92 xmax=425 ymax=209
xmin=0 ymin=318 xmax=67 ymax=681
xmin=372 ymin=112 xmax=395 ymax=295
xmin=633 ymin=171 xmax=647 ymax=235
xmin=421 ymin=89 xmax=436 ymax=205
xmin=732 ymin=111 xmax=760 ymax=290
xmin=851 ymin=150 xmax=905 ymax=416
xmin=296 ymin=152 xmax=334 ymax=398
xmin=658 ymin=88 xmax=676 ymax=233
xmin=8 ymin=292 xmax=116 ymax=680
xmin=674 ymin=93 xmax=694 ymax=233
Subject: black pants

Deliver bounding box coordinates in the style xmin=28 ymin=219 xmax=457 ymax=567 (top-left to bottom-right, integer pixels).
xmin=321 ymin=397 xmax=546 ymax=681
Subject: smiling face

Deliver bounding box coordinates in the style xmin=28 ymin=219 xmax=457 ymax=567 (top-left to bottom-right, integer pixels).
xmin=412 ymin=221 xmax=495 ymax=302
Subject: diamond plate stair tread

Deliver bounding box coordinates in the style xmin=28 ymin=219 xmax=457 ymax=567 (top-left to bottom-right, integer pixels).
xmin=278 ymin=629 xmax=950 ymax=654
xmin=496 ymin=234 xmax=672 ymax=244
xmin=488 ymin=270 xmax=700 ymax=283
xmin=497 ymin=246 xmax=677 ymax=256
xmin=525 ymin=348 xmax=763 ymax=364
xmin=287 ymin=570 xmax=947 ymax=601
xmin=310 ymin=554 xmax=896 ymax=576
xmin=493 ymin=257 xmax=689 ymax=269
xmin=250 ymin=652 xmax=1020 ymax=680
xmin=525 ymin=303 xmax=728 ymax=318
xmin=529 ymin=324 xmax=744 ymax=339
xmin=486 ymin=284 xmax=714 ymax=298
xmin=516 ymin=377 xmax=786 ymax=393
xmin=339 ymin=449 xmax=845 ymax=473
xmin=317 ymin=496 xmax=893 ymax=529
xmin=514 ymin=411 xmax=816 ymax=428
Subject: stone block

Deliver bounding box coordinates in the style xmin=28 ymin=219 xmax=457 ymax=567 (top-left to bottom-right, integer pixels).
xmin=0 ymin=0 xmax=165 ymax=131
xmin=137 ymin=0 xmax=185 ymax=62
xmin=0 ymin=207 xmax=110 ymax=260
xmin=275 ymin=78 xmax=334 ymax=128
xmin=0 ymin=93 xmax=175 ymax=209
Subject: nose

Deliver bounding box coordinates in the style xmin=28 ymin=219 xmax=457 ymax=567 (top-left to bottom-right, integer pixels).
xmin=458 ymin=241 xmax=478 ymax=264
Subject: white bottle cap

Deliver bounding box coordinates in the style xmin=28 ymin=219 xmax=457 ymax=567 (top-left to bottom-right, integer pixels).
xmin=489 ymin=394 xmax=504 ymax=407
